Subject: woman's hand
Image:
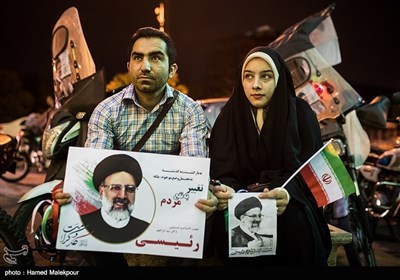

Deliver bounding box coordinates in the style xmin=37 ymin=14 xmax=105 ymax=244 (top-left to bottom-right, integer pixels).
xmin=210 ymin=184 xmax=234 ymax=211
xmin=258 ymin=187 xmax=289 ymax=215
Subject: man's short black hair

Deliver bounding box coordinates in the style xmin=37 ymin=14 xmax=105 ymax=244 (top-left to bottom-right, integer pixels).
xmin=127 ymin=26 xmax=177 ymax=67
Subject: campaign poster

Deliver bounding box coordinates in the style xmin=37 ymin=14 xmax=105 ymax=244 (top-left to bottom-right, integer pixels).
xmin=228 ymin=193 xmax=277 ymax=257
xmin=56 ymin=147 xmax=210 ymax=259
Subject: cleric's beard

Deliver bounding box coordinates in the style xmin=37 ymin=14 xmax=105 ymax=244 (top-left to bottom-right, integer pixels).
xmin=101 ymin=195 xmax=134 ymax=222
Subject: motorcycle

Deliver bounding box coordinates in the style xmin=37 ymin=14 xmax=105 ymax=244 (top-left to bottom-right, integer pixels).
xmin=268 ymin=3 xmax=376 ymax=266
xmin=1 ymin=132 xmax=33 ymax=266
xmin=357 ymin=93 xmax=400 ymax=240
xmin=0 ymin=131 xmax=30 ymax=182
xmin=12 ymin=7 xmax=105 ymax=266
xmin=0 ymin=111 xmax=50 ymax=181
xmin=17 ymin=115 xmax=49 ymax=174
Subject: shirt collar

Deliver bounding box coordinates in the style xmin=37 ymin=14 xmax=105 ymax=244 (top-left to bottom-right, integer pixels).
xmin=122 ymin=84 xmax=174 ymax=108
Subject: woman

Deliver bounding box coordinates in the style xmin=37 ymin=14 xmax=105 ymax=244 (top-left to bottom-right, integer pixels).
xmin=209 ymin=46 xmax=331 ymax=265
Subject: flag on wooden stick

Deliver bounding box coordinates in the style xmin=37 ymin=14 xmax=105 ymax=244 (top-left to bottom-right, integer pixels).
xmin=282 ymin=140 xmax=356 ymax=207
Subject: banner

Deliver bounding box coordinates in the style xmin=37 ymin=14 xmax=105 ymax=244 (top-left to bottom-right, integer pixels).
xmin=56 ymin=147 xmax=210 ymax=259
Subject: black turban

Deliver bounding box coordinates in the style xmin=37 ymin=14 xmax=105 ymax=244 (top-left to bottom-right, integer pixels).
xmin=234 ymin=196 xmax=263 ymax=219
xmin=92 ymin=154 xmax=142 ymax=190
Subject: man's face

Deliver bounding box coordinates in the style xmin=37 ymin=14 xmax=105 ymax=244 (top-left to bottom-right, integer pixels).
xmin=240 ymin=207 xmax=263 ymax=233
xmin=99 ymin=171 xmax=136 ymax=222
xmin=127 ymin=37 xmax=177 ymax=96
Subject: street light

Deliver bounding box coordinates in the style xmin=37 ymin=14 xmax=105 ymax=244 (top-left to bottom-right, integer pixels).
xmin=154 ymin=2 xmax=165 ymax=31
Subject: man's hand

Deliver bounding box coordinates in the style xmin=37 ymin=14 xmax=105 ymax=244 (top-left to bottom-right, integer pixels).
xmin=195 ymin=190 xmax=218 ymax=218
xmin=54 ymin=189 xmax=72 ymax=206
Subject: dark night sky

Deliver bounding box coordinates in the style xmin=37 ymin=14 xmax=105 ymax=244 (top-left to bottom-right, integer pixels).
xmin=1 ymin=0 xmax=398 ymax=104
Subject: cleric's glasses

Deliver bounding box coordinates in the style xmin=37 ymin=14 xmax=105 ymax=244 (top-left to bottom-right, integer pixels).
xmin=101 ymin=184 xmax=137 ymax=193
xmin=244 ymin=214 xmax=264 ymax=219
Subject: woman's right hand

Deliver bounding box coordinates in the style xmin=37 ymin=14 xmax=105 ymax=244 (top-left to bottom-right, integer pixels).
xmin=210 ymin=184 xmax=234 ymax=211
xmin=54 ymin=189 xmax=72 ymax=206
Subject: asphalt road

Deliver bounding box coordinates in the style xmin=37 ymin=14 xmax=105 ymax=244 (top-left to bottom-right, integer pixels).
xmin=1 ymin=169 xmax=399 ymax=267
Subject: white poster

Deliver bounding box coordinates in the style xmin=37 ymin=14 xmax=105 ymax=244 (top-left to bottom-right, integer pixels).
xmin=56 ymin=147 xmax=210 ymax=259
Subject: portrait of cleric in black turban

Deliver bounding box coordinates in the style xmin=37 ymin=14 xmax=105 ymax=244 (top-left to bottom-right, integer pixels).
xmin=80 ymin=154 xmax=152 ymax=244
xmin=231 ymin=196 xmax=273 ymax=248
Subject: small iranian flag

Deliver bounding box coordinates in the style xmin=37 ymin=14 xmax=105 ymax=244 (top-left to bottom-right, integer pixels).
xmin=282 ymin=140 xmax=356 ymax=207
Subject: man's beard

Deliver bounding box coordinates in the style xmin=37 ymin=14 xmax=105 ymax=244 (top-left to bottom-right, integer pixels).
xmin=101 ymin=196 xmax=134 ymax=222
xmin=249 ymin=222 xmax=261 ymax=233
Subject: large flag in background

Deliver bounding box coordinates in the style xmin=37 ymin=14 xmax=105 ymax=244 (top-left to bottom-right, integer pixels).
xmin=282 ymin=140 xmax=356 ymax=207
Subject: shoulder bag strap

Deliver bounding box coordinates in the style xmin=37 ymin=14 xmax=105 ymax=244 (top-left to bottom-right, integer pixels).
xmin=132 ymin=90 xmax=178 ymax=152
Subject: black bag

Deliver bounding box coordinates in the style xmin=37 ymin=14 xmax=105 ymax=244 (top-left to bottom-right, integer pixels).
xmin=132 ymin=90 xmax=178 ymax=152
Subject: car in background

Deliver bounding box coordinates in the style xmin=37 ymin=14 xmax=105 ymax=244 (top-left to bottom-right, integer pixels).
xmin=196 ymin=97 xmax=229 ymax=151
xmin=196 ymin=97 xmax=228 ymax=130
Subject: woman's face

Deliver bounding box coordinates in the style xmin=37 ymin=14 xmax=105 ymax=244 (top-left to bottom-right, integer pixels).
xmin=242 ymin=57 xmax=276 ymax=108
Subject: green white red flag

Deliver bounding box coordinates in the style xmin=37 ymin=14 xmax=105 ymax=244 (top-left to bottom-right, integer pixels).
xmin=282 ymin=140 xmax=356 ymax=207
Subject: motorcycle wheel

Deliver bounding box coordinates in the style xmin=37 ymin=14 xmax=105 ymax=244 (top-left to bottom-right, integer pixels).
xmin=357 ymin=178 xmax=382 ymax=234
xmin=0 ymin=152 xmax=29 ymax=182
xmin=13 ymin=194 xmax=86 ymax=266
xmin=0 ymin=207 xmax=35 ymax=266
xmin=346 ymin=194 xmax=377 ymax=266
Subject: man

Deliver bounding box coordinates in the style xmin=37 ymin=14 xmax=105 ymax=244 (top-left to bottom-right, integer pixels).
xmin=55 ymin=27 xmax=217 ymax=265
xmin=231 ymin=196 xmax=272 ymax=248
xmin=80 ymin=154 xmax=149 ymax=244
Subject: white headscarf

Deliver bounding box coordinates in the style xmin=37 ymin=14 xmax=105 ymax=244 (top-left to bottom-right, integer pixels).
xmin=241 ymin=51 xmax=279 ymax=87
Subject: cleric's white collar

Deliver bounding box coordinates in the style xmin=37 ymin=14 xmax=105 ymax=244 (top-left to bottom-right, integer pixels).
xmin=101 ymin=207 xmax=130 ymax=229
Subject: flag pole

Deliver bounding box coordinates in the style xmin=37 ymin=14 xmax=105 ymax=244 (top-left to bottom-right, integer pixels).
xmin=281 ymin=139 xmax=333 ymax=189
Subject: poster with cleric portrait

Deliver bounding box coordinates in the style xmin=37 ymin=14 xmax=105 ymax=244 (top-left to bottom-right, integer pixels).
xmin=228 ymin=193 xmax=277 ymax=257
xmin=56 ymin=147 xmax=210 ymax=259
